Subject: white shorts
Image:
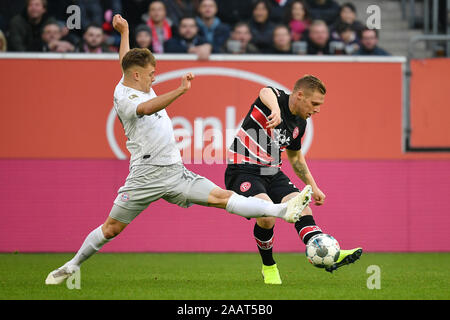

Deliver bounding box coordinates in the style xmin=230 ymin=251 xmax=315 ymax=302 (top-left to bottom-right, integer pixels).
xmin=110 ymin=163 xmax=218 ymax=223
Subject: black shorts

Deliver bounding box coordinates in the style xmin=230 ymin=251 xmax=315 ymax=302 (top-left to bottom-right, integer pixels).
xmin=224 ymin=164 xmax=300 ymax=204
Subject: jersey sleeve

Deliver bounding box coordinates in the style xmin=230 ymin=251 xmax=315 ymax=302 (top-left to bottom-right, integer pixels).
xmin=266 ymin=86 xmax=283 ymax=99
xmin=286 ymin=138 xmax=301 ymax=151
xmin=286 ymin=125 xmax=305 ymax=151
xmin=116 ymin=94 xmax=142 ymax=120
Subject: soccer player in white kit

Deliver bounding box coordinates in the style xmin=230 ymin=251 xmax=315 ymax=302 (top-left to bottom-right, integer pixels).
xmin=45 ymin=15 xmax=313 ymax=285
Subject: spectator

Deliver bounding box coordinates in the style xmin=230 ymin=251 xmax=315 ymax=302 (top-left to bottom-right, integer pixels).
xmin=222 ymin=22 xmax=259 ymax=54
xmin=306 ymin=0 xmax=340 ymax=26
xmin=215 ymin=0 xmax=254 ymax=26
xmin=76 ymin=23 xmax=111 ymax=53
xmin=304 ymin=19 xmax=332 ymax=54
xmin=196 ymin=0 xmax=230 ymax=53
xmin=284 ymin=0 xmax=310 ymax=41
xmin=332 ymin=22 xmax=359 ymax=55
xmin=41 ymin=21 xmax=75 ymax=52
xmin=269 ymin=24 xmax=294 ymax=54
xmin=8 ymin=0 xmax=56 ymax=51
xmin=41 ymin=21 xmax=60 ymax=51
xmin=164 ymin=16 xmax=212 ymax=60
xmin=330 ymin=2 xmax=364 ymax=39
xmin=0 ymin=29 xmax=7 ymax=52
xmin=163 ymin=0 xmax=198 ymax=28
xmin=249 ymin=0 xmax=276 ymax=53
xmin=354 ymin=28 xmax=390 ymax=56
xmin=46 ymin=0 xmax=80 ymax=47
xmin=134 ymin=24 xmax=153 ymax=50
xmin=145 ymin=0 xmax=172 ymax=53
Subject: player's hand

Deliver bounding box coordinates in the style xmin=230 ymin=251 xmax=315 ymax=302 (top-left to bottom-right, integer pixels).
xmin=312 ymin=186 xmax=326 ymax=206
xmin=180 ymin=72 xmax=194 ymax=92
xmin=112 ymin=14 xmax=129 ymax=34
xmin=267 ymin=108 xmax=282 ymax=129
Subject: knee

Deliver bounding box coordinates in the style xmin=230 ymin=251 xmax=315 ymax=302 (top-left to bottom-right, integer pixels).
xmin=257 ymin=217 xmax=276 ymax=229
xmin=102 ymin=221 xmax=125 ymax=239
xmin=208 ymin=188 xmax=234 ymax=207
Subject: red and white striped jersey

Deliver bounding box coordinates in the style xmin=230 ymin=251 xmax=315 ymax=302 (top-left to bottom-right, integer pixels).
xmin=228 ymin=87 xmax=307 ymax=167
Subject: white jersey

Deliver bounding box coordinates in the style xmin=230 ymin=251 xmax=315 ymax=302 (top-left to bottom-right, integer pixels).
xmin=113 ymin=77 xmax=182 ymax=167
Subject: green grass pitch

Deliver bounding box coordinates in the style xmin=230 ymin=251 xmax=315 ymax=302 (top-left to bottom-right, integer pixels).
xmin=0 ymin=252 xmax=449 ymax=300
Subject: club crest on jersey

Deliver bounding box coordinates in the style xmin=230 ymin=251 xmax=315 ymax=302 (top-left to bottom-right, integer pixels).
xmin=128 ymin=94 xmax=138 ymax=100
xmin=120 ymin=193 xmax=130 ymax=202
xmin=293 ymin=127 xmax=299 ymax=139
xmin=240 ymin=181 xmax=251 ymax=192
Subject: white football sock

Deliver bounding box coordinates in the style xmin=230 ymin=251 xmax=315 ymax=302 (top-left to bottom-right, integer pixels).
xmin=225 ymin=193 xmax=287 ymax=219
xmin=66 ymin=225 xmax=112 ymax=267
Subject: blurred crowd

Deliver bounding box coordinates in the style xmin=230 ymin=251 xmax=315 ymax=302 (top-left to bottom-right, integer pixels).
xmin=0 ymin=0 xmax=391 ymax=57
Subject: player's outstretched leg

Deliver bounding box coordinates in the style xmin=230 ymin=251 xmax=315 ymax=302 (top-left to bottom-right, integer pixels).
xmin=45 ymin=224 xmax=111 ymax=285
xmin=325 ymin=248 xmax=363 ymax=273
xmin=45 ymin=263 xmax=80 ymax=285
xmin=294 ymin=207 xmax=363 ymax=272
xmin=284 ymin=185 xmax=313 ymax=223
xmin=45 ymin=213 xmax=127 ymax=285
xmin=222 ymin=185 xmax=313 ymax=223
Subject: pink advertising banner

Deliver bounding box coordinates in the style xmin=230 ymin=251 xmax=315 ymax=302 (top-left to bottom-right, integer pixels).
xmin=1 ymin=159 xmax=449 ymax=253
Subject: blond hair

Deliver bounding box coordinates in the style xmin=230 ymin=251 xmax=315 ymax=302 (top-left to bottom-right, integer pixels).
xmin=121 ymin=48 xmax=156 ymax=72
xmin=293 ymin=74 xmax=326 ymax=95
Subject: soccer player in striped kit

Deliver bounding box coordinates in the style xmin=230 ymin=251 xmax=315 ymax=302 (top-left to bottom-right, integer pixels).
xmin=225 ymin=76 xmax=362 ymax=284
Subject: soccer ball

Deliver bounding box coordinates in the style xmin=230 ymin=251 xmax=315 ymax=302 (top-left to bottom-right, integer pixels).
xmin=305 ymin=234 xmax=340 ymax=268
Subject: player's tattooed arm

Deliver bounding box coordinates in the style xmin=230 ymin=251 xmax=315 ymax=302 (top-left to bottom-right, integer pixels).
xmin=287 ymin=149 xmax=326 ymax=206
xmin=288 ymin=150 xmax=314 ymax=185
xmin=292 ymin=159 xmax=310 ymax=182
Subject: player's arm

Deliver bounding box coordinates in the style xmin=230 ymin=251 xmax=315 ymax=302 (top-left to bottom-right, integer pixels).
xmin=136 ymin=73 xmax=194 ymax=116
xmin=259 ymin=87 xmax=282 ymax=129
xmin=112 ymin=14 xmax=130 ymax=68
xmin=286 ymin=148 xmax=326 ymax=206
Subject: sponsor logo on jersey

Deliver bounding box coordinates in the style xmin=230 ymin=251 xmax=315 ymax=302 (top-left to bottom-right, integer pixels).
xmin=240 ymin=181 xmax=251 ymax=192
